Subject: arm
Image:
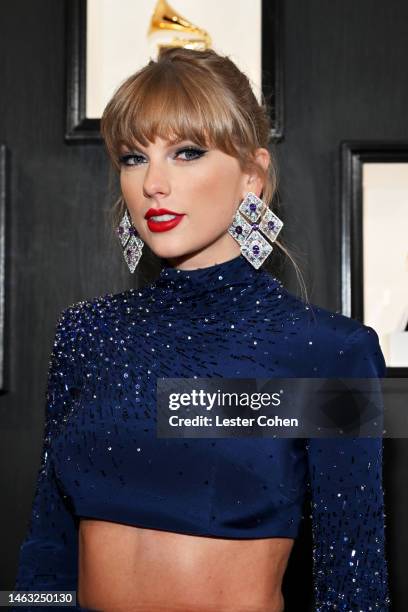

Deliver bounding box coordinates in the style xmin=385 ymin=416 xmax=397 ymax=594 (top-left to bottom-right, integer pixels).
xmin=307 ymin=325 xmax=391 ymax=611
xmin=14 ymin=308 xmax=79 ymax=592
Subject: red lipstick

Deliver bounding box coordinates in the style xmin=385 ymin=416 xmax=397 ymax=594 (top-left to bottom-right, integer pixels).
xmin=144 ymin=208 xmax=185 ymax=233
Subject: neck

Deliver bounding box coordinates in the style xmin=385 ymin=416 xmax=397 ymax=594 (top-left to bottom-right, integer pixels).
xmin=162 ymin=252 xmax=244 ymax=274
xmin=162 ymin=241 xmax=242 ymax=272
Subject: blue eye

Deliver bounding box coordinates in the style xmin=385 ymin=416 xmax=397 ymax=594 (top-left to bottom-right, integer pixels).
xmin=119 ymin=147 xmax=207 ymax=167
xmin=176 ymin=147 xmax=207 ymax=161
xmin=119 ymin=154 xmax=145 ymax=167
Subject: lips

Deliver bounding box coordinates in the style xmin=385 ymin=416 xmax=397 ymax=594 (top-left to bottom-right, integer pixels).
xmin=145 ymin=207 xmax=181 ymax=219
xmin=144 ymin=208 xmax=185 ymax=233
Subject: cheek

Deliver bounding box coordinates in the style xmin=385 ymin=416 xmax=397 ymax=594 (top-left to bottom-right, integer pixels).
xmin=185 ymin=164 xmax=241 ymax=211
xmin=120 ymin=173 xmax=135 ymax=201
xmin=120 ymin=171 xmax=145 ymax=198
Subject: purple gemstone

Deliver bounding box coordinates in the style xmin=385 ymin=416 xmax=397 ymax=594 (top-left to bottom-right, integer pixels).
xmin=236 ymin=225 xmax=242 ymax=234
xmin=250 ymin=203 xmax=257 ymax=211
xmin=252 ymin=223 xmax=259 ymax=230
xmin=268 ymin=221 xmax=276 ymax=230
xmin=252 ymin=244 xmax=260 ymax=255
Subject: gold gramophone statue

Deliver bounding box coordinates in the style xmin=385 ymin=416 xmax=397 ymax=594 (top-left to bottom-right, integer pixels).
xmin=148 ymin=0 xmax=212 ymax=57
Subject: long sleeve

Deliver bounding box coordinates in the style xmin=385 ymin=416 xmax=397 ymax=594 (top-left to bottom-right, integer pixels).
xmin=307 ymin=325 xmax=391 ymax=611
xmin=14 ymin=308 xmax=79 ymax=593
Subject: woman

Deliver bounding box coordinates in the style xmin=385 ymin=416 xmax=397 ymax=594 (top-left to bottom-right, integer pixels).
xmin=14 ymin=48 xmax=390 ymax=611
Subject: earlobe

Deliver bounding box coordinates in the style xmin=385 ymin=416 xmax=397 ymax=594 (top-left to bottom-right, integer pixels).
xmin=245 ymin=175 xmax=263 ymax=200
xmin=246 ymin=178 xmax=255 ymax=197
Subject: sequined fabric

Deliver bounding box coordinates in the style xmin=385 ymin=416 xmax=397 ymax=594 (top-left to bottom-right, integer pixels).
xmin=14 ymin=254 xmax=390 ymax=610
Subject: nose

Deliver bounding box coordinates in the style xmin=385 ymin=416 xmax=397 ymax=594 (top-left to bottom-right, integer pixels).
xmin=142 ymin=158 xmax=171 ymax=199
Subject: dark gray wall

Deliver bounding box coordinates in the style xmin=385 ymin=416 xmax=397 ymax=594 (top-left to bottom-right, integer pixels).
xmin=0 ymin=0 xmax=406 ymax=608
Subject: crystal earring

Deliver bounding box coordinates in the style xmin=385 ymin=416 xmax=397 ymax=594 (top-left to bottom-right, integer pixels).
xmin=227 ymin=192 xmax=283 ymax=269
xmin=116 ymin=208 xmax=144 ymax=273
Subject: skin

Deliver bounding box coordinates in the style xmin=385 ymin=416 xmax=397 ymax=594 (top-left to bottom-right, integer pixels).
xmin=119 ymin=135 xmax=270 ymax=270
xmin=77 ymin=138 xmax=294 ymax=610
xmin=78 ymin=522 xmax=292 ymax=611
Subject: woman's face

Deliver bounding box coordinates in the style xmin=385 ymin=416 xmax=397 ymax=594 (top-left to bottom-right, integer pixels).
xmin=119 ymin=135 xmax=269 ymax=269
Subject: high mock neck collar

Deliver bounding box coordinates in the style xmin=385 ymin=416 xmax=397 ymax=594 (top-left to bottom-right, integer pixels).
xmin=157 ymin=253 xmax=262 ymax=292
xmin=144 ymin=253 xmax=283 ymax=318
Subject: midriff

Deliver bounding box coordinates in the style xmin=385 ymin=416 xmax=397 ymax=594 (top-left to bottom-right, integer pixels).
xmin=77 ymin=519 xmax=294 ymax=612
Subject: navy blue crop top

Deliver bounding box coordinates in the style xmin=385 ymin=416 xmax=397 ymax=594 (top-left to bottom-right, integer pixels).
xmin=14 ymin=253 xmax=390 ymax=610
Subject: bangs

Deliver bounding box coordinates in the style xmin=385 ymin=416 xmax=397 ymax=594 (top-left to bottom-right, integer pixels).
xmin=101 ymin=63 xmax=250 ymax=170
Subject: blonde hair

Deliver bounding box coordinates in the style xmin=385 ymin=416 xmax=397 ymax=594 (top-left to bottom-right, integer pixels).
xmin=100 ymin=47 xmax=308 ymax=302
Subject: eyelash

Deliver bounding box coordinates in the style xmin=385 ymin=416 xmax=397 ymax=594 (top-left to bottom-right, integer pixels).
xmin=119 ymin=147 xmax=207 ymax=167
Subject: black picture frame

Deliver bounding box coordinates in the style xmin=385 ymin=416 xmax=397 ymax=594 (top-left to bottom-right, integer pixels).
xmin=65 ymin=0 xmax=284 ymax=143
xmin=340 ymin=140 xmax=408 ymax=378
xmin=0 ymin=144 xmax=7 ymax=393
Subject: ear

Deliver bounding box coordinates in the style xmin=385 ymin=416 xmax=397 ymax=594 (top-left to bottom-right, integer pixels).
xmin=241 ymin=148 xmax=270 ymax=199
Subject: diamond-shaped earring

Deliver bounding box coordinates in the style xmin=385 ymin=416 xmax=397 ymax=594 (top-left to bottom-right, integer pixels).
xmin=116 ymin=208 xmax=144 ymax=273
xmin=228 ymin=192 xmax=283 ymax=269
